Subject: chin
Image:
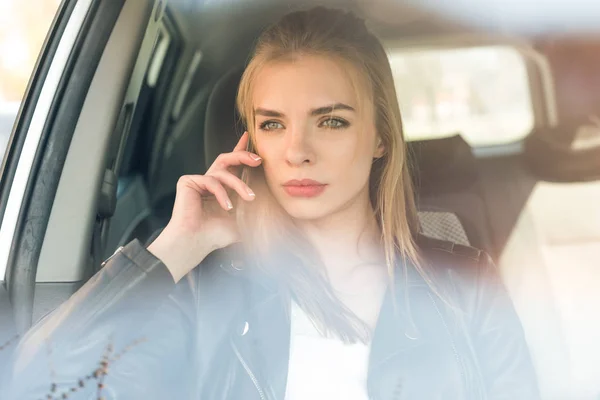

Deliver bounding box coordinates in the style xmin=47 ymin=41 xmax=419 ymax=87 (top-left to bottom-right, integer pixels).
xmin=279 ymin=200 xmax=334 ymax=221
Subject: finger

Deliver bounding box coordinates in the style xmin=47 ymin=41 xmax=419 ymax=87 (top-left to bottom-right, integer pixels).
xmin=178 ymin=175 xmax=233 ymax=211
xmin=210 ymin=150 xmax=262 ymax=171
xmin=199 ymin=176 xmax=234 ymax=211
xmin=209 ymin=170 xmax=255 ymax=201
xmin=233 ymin=131 xmax=249 ymax=152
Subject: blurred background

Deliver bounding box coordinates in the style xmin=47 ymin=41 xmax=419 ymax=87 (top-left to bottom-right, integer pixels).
xmin=0 ymin=1 xmax=599 ymax=398
xmin=0 ymin=0 xmax=61 ymax=155
xmin=2 ymin=0 xmax=600 ymax=153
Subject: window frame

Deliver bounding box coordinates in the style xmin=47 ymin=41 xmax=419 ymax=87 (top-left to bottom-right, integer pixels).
xmin=0 ymin=0 xmax=128 ymax=332
xmin=385 ymin=34 xmax=557 ymax=156
xmin=0 ymin=0 xmax=94 ymax=281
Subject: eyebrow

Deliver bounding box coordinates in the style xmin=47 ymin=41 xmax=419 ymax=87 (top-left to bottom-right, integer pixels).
xmin=254 ymin=103 xmax=356 ymax=118
xmin=310 ymin=103 xmax=355 ymax=116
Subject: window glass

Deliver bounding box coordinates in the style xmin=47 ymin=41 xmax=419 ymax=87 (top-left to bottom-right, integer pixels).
xmin=388 ymin=46 xmax=534 ymax=147
xmin=0 ymin=0 xmax=61 ymax=158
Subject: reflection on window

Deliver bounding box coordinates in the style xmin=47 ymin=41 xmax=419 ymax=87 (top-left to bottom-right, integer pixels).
xmin=388 ymin=46 xmax=534 ymax=147
xmin=0 ymin=0 xmax=61 ymax=154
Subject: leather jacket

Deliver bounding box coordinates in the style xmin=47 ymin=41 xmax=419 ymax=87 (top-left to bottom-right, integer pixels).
xmin=1 ymin=235 xmax=540 ymax=400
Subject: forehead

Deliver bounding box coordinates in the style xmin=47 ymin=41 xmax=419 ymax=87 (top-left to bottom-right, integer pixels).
xmin=252 ymin=55 xmax=368 ymax=112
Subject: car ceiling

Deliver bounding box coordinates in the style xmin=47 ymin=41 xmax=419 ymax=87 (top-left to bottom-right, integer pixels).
xmin=164 ymin=0 xmax=600 ymax=123
xmin=167 ymin=0 xmax=475 ymax=71
xmin=169 ymin=0 xmax=600 ymax=47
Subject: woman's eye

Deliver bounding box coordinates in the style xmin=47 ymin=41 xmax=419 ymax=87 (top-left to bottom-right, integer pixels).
xmin=259 ymin=121 xmax=284 ymax=131
xmin=320 ymin=118 xmax=348 ymax=129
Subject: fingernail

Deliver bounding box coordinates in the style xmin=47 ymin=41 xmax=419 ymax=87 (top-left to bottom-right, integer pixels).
xmin=226 ymin=200 xmax=233 ymax=209
xmin=250 ymin=154 xmax=262 ymax=161
xmin=247 ymin=188 xmax=255 ymax=197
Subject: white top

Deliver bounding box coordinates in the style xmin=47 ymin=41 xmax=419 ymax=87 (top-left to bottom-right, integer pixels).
xmin=284 ymin=301 xmax=371 ymax=400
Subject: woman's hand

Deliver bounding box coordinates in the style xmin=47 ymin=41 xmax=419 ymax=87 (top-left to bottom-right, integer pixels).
xmin=147 ymin=132 xmax=261 ymax=282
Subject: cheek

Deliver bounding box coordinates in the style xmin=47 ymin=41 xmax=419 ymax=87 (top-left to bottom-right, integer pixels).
xmin=339 ymin=149 xmax=373 ymax=183
xmin=327 ymin=131 xmax=374 ymax=169
xmin=254 ymin=136 xmax=281 ymax=181
xmin=328 ymin=131 xmax=377 ymax=187
xmin=261 ymin=161 xmax=278 ymax=185
xmin=254 ymin=132 xmax=282 ymax=157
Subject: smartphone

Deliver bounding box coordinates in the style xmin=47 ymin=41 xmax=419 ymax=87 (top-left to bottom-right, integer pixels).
xmin=235 ymin=132 xmax=255 ymax=204
xmin=245 ymin=134 xmax=255 ymax=154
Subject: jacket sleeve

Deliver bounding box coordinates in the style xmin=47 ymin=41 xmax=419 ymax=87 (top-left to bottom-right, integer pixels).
xmin=468 ymin=252 xmax=541 ymax=400
xmin=1 ymin=239 xmax=198 ymax=400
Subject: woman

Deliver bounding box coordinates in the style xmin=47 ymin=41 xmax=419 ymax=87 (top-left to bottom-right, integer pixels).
xmin=4 ymin=7 xmax=539 ymax=400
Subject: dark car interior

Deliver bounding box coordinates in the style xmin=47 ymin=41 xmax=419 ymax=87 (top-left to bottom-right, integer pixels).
xmin=2 ymin=0 xmax=600 ymax=398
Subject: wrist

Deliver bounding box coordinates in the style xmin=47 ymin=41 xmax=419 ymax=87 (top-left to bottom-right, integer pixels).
xmin=146 ymin=229 xmax=211 ymax=283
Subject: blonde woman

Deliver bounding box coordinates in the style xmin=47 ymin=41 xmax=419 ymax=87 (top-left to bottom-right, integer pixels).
xmin=5 ymin=7 xmax=539 ymax=400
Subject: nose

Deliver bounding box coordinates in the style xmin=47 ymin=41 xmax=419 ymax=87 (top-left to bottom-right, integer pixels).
xmin=284 ymin=124 xmax=314 ymax=166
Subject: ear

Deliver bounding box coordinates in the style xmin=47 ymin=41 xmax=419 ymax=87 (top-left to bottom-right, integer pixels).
xmin=373 ymin=136 xmax=385 ymax=159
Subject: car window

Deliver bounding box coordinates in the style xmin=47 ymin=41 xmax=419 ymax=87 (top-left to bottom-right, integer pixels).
xmin=0 ymin=0 xmax=61 ymax=163
xmin=387 ymin=46 xmax=534 ymax=147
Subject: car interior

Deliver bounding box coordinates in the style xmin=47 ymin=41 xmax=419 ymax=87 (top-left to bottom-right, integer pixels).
xmin=1 ymin=0 xmax=600 ymax=398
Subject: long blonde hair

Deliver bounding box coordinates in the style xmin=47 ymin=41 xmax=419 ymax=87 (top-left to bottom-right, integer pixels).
xmin=235 ymin=7 xmax=430 ymax=343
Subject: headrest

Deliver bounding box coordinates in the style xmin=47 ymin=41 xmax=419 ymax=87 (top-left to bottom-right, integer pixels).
xmin=203 ymin=68 xmax=477 ymax=193
xmin=525 ymin=119 xmax=600 ymax=181
xmin=204 ymin=67 xmax=245 ymax=169
xmin=407 ymin=135 xmax=477 ymax=195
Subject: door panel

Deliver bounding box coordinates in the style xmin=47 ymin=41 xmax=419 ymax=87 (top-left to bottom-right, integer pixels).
xmin=0 ymin=0 xmax=79 ymax=349
xmin=0 ymin=284 xmax=16 ymax=378
xmin=0 ymin=0 xmax=128 ymax=340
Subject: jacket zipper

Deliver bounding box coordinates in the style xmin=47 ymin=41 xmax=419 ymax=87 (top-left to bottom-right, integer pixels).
xmin=427 ymin=292 xmax=468 ymax=395
xmin=231 ymin=341 xmax=267 ymax=400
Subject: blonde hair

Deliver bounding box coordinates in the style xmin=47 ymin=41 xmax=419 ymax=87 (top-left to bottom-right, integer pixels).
xmin=235 ymin=7 xmax=432 ymax=343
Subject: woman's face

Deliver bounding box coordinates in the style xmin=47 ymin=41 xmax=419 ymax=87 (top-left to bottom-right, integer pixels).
xmin=252 ymin=55 xmax=384 ymax=221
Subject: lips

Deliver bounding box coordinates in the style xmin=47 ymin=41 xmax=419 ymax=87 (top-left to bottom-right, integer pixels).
xmin=282 ymin=179 xmax=327 ymax=198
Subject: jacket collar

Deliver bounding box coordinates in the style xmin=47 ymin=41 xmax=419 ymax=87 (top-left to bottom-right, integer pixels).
xmin=234 ymin=255 xmax=426 ymax=382
xmin=230 ymin=276 xmax=290 ymax=400
xmin=368 ymin=261 xmax=428 ymax=370
xmin=228 ymin=252 xmax=431 ymax=398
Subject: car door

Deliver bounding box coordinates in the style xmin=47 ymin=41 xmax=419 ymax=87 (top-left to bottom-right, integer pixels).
xmin=0 ymin=0 xmax=169 ymax=370
xmin=0 ymin=0 xmax=90 ymax=362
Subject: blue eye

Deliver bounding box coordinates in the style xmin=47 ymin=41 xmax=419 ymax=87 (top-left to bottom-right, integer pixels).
xmin=259 ymin=121 xmax=284 ymax=131
xmin=320 ymin=118 xmax=349 ymax=129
